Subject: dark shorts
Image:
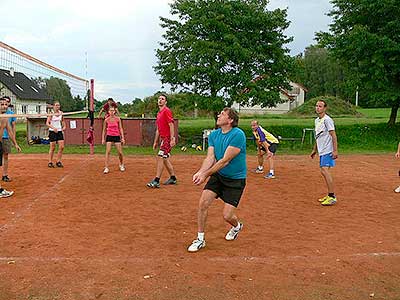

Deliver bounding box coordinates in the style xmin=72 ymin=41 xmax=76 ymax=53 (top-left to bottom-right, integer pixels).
xmin=0 ymin=142 xmax=3 ymax=166
xmin=204 ymin=173 xmax=246 ymax=208
xmin=49 ymin=131 xmax=64 ymax=142
xmin=1 ymin=138 xmax=11 ymax=154
xmin=106 ymin=135 xmax=121 ymax=143
xmin=158 ymin=136 xmax=171 ymax=158
xmin=260 ymin=143 xmax=278 ymax=154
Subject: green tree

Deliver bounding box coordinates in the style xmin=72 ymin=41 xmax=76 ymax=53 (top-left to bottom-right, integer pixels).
xmin=45 ymin=77 xmax=75 ymax=111
xmin=317 ymin=0 xmax=400 ymax=125
xmin=155 ymin=0 xmax=294 ymax=122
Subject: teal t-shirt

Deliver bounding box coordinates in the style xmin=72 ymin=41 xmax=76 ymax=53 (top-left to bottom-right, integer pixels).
xmin=3 ymin=109 xmax=16 ymax=139
xmin=208 ymin=127 xmax=247 ymax=179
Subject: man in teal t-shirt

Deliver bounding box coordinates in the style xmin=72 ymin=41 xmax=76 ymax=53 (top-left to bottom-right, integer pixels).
xmin=188 ymin=107 xmax=247 ymax=253
xmin=2 ymin=96 xmax=16 ymax=182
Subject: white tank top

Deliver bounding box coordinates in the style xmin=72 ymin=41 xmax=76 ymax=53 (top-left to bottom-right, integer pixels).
xmin=49 ymin=113 xmax=63 ymax=131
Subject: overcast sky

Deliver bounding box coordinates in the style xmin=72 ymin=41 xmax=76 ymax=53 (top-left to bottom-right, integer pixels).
xmin=0 ymin=0 xmax=332 ymax=103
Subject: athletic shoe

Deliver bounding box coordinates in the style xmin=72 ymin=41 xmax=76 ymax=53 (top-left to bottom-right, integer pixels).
xmin=119 ymin=164 xmax=126 ymax=172
xmin=253 ymin=168 xmax=264 ymax=174
xmin=187 ymin=238 xmax=206 ymax=252
xmin=264 ymin=173 xmax=275 ymax=179
xmin=103 ymin=167 xmax=109 ymax=174
xmin=395 ymin=186 xmax=400 ymax=193
xmin=318 ymin=195 xmax=329 ymax=202
xmin=321 ymin=196 xmax=337 ymax=206
xmin=0 ymin=189 xmax=14 ymax=198
xmin=2 ymin=176 xmax=11 ymax=182
xmin=163 ymin=178 xmax=177 ymax=185
xmin=225 ymin=222 xmax=243 ymax=241
xmin=56 ymin=161 xmax=64 ymax=168
xmin=147 ymin=180 xmax=160 ymax=188
xmin=48 ymin=162 xmax=55 ymax=168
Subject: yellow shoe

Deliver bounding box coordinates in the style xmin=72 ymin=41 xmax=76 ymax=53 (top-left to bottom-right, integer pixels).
xmin=321 ymin=196 xmax=337 ymax=206
xmin=318 ymin=195 xmax=329 ymax=202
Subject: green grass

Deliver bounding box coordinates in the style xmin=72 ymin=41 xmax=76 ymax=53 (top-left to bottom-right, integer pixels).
xmin=357 ymin=107 xmax=391 ymax=118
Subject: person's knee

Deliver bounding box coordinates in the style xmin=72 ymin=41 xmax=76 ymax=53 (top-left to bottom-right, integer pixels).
xmin=223 ymin=208 xmax=234 ymax=222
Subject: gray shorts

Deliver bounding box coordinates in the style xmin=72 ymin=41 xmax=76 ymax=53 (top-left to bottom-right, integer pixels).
xmin=2 ymin=138 xmax=12 ymax=154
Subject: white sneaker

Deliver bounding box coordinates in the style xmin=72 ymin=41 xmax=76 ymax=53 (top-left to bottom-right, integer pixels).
xmin=103 ymin=167 xmax=109 ymax=174
xmin=225 ymin=222 xmax=243 ymax=241
xmin=187 ymin=238 xmax=206 ymax=252
xmin=0 ymin=189 xmax=14 ymax=198
xmin=119 ymin=164 xmax=125 ymax=172
xmin=395 ymin=186 xmax=400 ymax=193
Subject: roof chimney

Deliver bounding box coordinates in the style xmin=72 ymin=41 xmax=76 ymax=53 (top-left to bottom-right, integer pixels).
xmin=9 ymin=67 xmax=14 ymax=77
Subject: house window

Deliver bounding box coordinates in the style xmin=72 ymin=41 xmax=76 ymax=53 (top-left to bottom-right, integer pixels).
xmin=22 ymin=105 xmax=28 ymax=114
xmin=36 ymin=105 xmax=41 ymax=113
xmin=15 ymin=84 xmax=24 ymax=91
xmin=31 ymin=86 xmax=39 ymax=93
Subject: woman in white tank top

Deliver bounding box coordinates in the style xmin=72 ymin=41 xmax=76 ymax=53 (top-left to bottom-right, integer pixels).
xmin=46 ymin=102 xmax=66 ymax=168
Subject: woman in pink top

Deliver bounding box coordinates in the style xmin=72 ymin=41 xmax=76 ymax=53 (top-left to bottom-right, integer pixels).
xmin=101 ymin=107 xmax=125 ymax=174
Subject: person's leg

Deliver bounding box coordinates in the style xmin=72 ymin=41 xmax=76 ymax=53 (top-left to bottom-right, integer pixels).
xmin=49 ymin=142 xmax=56 ymax=163
xmin=222 ymin=203 xmax=239 ymax=228
xmin=56 ymin=140 xmax=65 ymax=163
xmin=320 ymin=167 xmax=335 ymax=194
xmin=115 ymin=142 xmax=123 ymax=165
xmin=2 ymin=153 xmax=8 ymax=177
xmin=257 ymin=152 xmax=264 ymax=169
xmin=163 ymin=157 xmax=175 ymax=177
xmin=197 ymin=189 xmax=217 ymax=233
xmin=105 ymin=142 xmax=112 ymax=169
xmin=155 ymin=155 xmax=164 ymax=178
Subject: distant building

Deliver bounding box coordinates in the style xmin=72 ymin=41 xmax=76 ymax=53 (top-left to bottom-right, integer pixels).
xmin=232 ymin=82 xmax=308 ymax=114
xmin=0 ymin=68 xmax=51 ymax=116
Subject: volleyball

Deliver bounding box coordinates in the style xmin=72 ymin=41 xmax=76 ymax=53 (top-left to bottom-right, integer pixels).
xmin=181 ymin=146 xmax=187 ymax=152
xmin=191 ymin=144 xmax=197 ymax=149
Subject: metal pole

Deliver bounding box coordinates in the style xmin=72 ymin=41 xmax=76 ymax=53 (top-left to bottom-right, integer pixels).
xmin=355 ymin=86 xmax=359 ymax=107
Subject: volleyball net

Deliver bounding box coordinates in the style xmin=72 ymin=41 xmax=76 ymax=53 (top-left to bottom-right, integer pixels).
xmin=0 ymin=41 xmax=91 ymax=117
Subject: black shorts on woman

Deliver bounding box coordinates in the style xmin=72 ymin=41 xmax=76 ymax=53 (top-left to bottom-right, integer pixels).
xmin=106 ymin=135 xmax=121 ymax=143
xmin=49 ymin=131 xmax=64 ymax=142
xmin=204 ymin=173 xmax=246 ymax=208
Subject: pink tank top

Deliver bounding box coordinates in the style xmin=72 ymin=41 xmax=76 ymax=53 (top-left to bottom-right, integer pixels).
xmin=106 ymin=119 xmax=120 ymax=136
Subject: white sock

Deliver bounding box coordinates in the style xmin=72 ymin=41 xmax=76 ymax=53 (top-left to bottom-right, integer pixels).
xmin=258 ymin=166 xmax=263 ymax=170
xmin=234 ymin=222 xmax=241 ymax=230
xmin=197 ymin=232 xmax=205 ymax=241
xmin=269 ymin=170 xmax=274 ymax=175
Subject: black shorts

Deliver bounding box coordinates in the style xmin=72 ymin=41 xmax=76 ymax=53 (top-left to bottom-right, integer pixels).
xmin=204 ymin=173 xmax=246 ymax=208
xmin=106 ymin=135 xmax=121 ymax=143
xmin=261 ymin=143 xmax=278 ymax=154
xmin=49 ymin=131 xmax=64 ymax=142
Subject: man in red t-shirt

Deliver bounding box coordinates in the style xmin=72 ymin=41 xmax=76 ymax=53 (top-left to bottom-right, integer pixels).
xmin=147 ymin=94 xmax=177 ymax=188
xmin=98 ymin=98 xmax=119 ymax=118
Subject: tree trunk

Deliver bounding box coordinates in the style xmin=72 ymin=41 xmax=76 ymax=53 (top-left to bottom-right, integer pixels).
xmin=388 ymin=99 xmax=400 ymax=126
xmin=213 ymin=111 xmax=219 ymax=128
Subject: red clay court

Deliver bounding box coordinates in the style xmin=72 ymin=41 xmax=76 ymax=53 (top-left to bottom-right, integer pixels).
xmin=0 ymin=154 xmax=399 ymax=300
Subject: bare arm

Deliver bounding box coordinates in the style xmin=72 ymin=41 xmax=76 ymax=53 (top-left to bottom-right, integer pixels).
xmin=193 ymin=146 xmax=241 ymax=185
xmin=98 ymin=107 xmax=104 ymax=118
xmin=102 ymin=119 xmax=107 ymax=144
xmin=153 ymin=129 xmax=159 ymax=150
xmin=6 ymin=121 xmax=21 ymax=152
xmin=396 ymin=142 xmax=400 ymax=158
xmin=169 ymin=122 xmax=176 ymax=147
xmin=61 ymin=114 xmax=66 ymax=131
xmin=329 ymin=130 xmax=338 ymax=159
xmin=119 ymin=118 xmax=125 ymax=144
xmin=310 ymin=143 xmax=318 ymax=159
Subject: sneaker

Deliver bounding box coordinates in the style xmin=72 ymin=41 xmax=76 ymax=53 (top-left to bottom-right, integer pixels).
xmin=187 ymin=238 xmax=206 ymax=252
xmin=56 ymin=161 xmax=64 ymax=168
xmin=2 ymin=175 xmax=11 ymax=182
xmin=318 ymin=195 xmax=329 ymax=202
xmin=163 ymin=178 xmax=177 ymax=185
xmin=119 ymin=164 xmax=126 ymax=172
xmin=0 ymin=189 xmax=14 ymax=198
xmin=395 ymin=186 xmax=400 ymax=193
xmin=264 ymin=173 xmax=275 ymax=179
xmin=48 ymin=162 xmax=55 ymax=168
xmin=253 ymin=168 xmax=264 ymax=174
xmin=103 ymin=167 xmax=109 ymax=174
xmin=147 ymin=180 xmax=160 ymax=188
xmin=321 ymin=196 xmax=337 ymax=206
xmin=225 ymin=222 xmax=243 ymax=241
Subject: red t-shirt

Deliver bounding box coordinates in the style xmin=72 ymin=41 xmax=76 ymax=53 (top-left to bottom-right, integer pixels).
xmin=156 ymin=107 xmax=174 ymax=138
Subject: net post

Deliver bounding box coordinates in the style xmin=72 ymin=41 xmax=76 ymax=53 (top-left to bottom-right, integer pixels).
xmin=89 ymin=79 xmax=95 ymax=155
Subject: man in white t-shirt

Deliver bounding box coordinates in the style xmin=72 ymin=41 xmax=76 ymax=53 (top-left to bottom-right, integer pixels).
xmin=310 ymin=100 xmax=338 ymax=206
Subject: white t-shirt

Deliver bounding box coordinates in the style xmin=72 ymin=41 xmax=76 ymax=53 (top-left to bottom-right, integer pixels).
xmin=315 ymin=114 xmax=335 ymax=156
xmin=49 ymin=113 xmax=63 ymax=132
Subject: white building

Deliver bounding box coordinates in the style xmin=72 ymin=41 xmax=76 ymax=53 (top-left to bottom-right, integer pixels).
xmin=232 ymin=82 xmax=308 ymax=114
xmin=0 ymin=68 xmax=51 ymax=116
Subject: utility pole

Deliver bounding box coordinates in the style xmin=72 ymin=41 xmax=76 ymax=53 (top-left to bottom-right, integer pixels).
xmin=355 ymin=86 xmax=359 ymax=107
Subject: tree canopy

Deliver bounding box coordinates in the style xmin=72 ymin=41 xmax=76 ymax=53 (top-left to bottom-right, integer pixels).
xmin=317 ymin=0 xmax=400 ymax=124
xmin=154 ymin=0 xmax=294 ymax=119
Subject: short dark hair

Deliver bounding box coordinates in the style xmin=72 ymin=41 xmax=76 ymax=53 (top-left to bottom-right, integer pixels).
xmin=159 ymin=93 xmax=168 ymax=101
xmin=223 ymin=107 xmax=239 ymax=127
xmin=107 ymin=98 xmax=114 ymax=102
xmin=2 ymin=96 xmax=11 ymax=102
xmin=317 ymin=99 xmax=327 ymax=107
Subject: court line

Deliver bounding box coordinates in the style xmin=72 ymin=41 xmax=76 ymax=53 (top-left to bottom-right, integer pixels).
xmin=0 ymin=252 xmax=399 ymax=264
xmin=0 ymin=157 xmax=90 ymax=234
